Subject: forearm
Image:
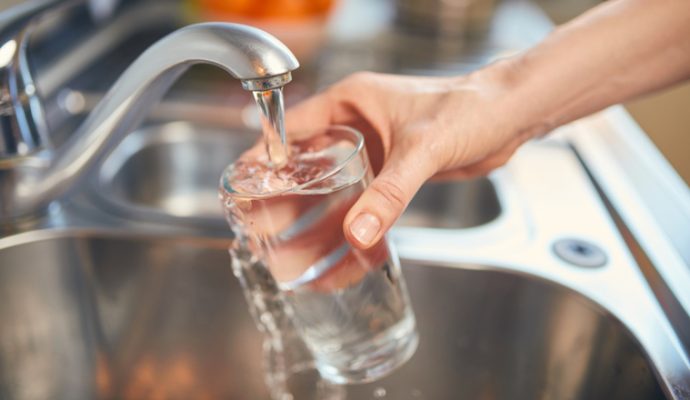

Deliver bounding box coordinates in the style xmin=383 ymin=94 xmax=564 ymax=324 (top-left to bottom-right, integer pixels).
xmin=495 ymin=0 xmax=690 ymax=138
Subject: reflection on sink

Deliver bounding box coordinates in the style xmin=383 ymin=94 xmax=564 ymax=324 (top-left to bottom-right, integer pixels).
xmin=95 ymin=122 xmax=257 ymax=227
xmin=0 ymin=234 xmax=665 ymax=399
xmin=96 ymin=122 xmax=501 ymax=230
xmin=0 ymin=235 xmax=266 ymax=399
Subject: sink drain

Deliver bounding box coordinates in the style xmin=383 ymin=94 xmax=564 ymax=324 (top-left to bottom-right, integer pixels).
xmin=552 ymin=238 xmax=608 ymax=268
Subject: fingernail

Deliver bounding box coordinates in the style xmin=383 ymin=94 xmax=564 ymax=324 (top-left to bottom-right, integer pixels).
xmin=350 ymin=213 xmax=381 ymax=246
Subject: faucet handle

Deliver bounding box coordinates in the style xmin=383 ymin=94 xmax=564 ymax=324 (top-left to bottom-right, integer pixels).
xmin=0 ymin=30 xmax=48 ymax=157
xmin=0 ymin=0 xmax=75 ymax=157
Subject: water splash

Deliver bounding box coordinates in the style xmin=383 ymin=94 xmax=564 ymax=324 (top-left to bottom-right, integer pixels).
xmin=229 ymin=242 xmax=345 ymax=400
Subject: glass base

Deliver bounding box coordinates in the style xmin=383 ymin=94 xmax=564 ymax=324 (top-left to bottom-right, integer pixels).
xmin=315 ymin=316 xmax=419 ymax=384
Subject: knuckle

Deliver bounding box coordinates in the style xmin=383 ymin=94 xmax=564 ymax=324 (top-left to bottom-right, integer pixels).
xmin=411 ymin=132 xmax=449 ymax=172
xmin=370 ymin=175 xmax=408 ymax=211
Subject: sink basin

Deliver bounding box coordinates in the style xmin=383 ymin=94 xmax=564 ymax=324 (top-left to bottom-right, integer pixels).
xmin=397 ymin=178 xmax=500 ymax=229
xmin=94 ymin=122 xmax=502 ymax=230
xmin=94 ymin=122 xmax=257 ymax=228
xmin=0 ymin=233 xmax=665 ymax=399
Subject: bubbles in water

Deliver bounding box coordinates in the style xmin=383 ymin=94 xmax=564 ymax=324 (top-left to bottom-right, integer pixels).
xmin=225 ymin=137 xmax=359 ymax=196
xmin=373 ymin=387 xmax=387 ymax=398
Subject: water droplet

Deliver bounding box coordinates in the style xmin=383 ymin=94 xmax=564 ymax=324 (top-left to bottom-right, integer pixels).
xmin=411 ymin=388 xmax=422 ymax=397
xmin=373 ymin=387 xmax=387 ymax=398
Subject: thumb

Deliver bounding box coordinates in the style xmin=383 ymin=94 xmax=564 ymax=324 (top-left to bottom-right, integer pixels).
xmin=343 ymin=148 xmax=435 ymax=249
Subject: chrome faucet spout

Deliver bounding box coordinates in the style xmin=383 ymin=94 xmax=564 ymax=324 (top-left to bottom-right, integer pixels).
xmin=0 ymin=22 xmax=299 ymax=223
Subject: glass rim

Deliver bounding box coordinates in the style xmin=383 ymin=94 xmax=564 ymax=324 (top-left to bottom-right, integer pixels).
xmin=220 ymin=125 xmax=366 ymax=199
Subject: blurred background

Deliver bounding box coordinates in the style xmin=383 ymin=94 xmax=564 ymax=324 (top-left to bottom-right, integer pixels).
xmin=3 ymin=0 xmax=688 ymax=185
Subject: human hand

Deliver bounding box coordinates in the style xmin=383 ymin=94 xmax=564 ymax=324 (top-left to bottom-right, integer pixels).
xmin=280 ymin=0 xmax=690 ymax=251
xmin=286 ymin=66 xmax=535 ymax=249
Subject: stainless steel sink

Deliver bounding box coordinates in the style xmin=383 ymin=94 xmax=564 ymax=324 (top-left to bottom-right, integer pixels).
xmin=0 ymin=1 xmax=687 ymax=399
xmin=0 ymin=233 xmax=665 ymax=399
xmin=93 ymin=122 xmax=257 ymax=229
xmin=93 ymin=121 xmax=502 ymax=230
xmin=398 ymin=178 xmax=500 ymax=228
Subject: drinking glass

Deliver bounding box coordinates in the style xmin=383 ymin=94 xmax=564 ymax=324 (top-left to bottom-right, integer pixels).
xmin=219 ymin=126 xmax=418 ymax=384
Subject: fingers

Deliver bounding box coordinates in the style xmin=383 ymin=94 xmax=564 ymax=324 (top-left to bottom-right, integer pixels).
xmin=343 ymin=147 xmax=436 ymax=249
xmin=284 ymin=90 xmax=334 ymax=140
xmin=285 ymin=72 xmax=385 ymax=141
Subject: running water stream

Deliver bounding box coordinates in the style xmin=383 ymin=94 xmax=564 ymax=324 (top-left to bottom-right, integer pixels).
xmin=253 ymin=88 xmax=290 ymax=168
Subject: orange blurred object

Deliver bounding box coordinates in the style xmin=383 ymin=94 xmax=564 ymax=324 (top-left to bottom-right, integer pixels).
xmin=196 ymin=0 xmax=336 ymax=20
xmin=188 ymin=0 xmax=338 ymax=62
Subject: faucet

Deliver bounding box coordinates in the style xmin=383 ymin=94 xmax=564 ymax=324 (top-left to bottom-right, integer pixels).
xmin=0 ymin=18 xmax=299 ymax=223
xmin=1 ymin=0 xmax=70 ymax=158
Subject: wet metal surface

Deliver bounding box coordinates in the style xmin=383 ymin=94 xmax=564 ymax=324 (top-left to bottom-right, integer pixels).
xmin=0 ymin=234 xmax=666 ymax=400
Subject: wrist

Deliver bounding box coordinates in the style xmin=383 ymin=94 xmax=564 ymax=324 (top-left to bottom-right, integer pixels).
xmin=492 ymin=54 xmax=563 ymax=139
xmin=464 ymin=57 xmax=547 ymax=144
